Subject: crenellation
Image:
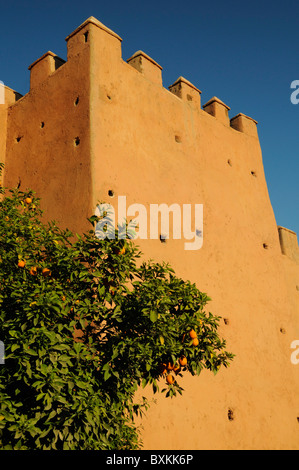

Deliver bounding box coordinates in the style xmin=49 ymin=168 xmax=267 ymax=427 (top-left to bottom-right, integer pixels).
xmin=168 ymin=76 xmax=201 ymax=106
xmin=278 ymin=226 xmax=299 ymax=263
xmin=4 ymin=85 xmax=22 ymax=105
xmin=203 ymin=96 xmax=230 ymax=126
xmin=127 ymin=50 xmax=163 ymax=86
xmin=65 ymin=16 xmax=122 ymax=43
xmin=230 ymin=112 xmax=258 ymax=137
xmin=28 ymin=51 xmax=65 ymax=90
xmin=65 ymin=23 xmax=90 ymax=60
xmin=66 ymin=16 xmax=122 ymax=61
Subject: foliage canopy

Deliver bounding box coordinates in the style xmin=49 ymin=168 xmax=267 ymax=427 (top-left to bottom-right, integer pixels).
xmin=0 ymin=165 xmax=234 ymax=449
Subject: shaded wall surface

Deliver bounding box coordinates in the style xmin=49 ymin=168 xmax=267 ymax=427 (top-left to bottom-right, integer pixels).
xmin=1 ymin=17 xmax=299 ymax=449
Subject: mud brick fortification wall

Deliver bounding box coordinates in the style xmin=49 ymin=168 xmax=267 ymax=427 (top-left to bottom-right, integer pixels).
xmin=1 ymin=17 xmax=299 ymax=449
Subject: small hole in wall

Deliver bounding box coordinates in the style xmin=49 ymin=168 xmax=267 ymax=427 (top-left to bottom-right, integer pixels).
xmin=160 ymin=234 xmax=167 ymax=243
xmin=187 ymin=94 xmax=193 ymax=101
xmin=228 ymin=409 xmax=234 ymax=421
xmin=107 ymin=95 xmax=112 ymax=100
xmin=16 ymin=136 xmax=22 ymax=143
xmin=74 ymin=96 xmax=79 ymax=106
xmin=227 ymin=159 xmax=232 ymax=166
xmin=297 ymin=417 xmax=299 ymax=423
xmin=175 ymin=135 xmax=182 ymax=143
xmin=84 ymin=31 xmax=89 ymax=43
xmin=280 ymin=327 xmax=286 ymax=334
xmin=108 ymin=189 xmax=114 ymax=197
xmin=74 ymin=137 xmax=80 ymax=146
xmin=40 ymin=122 xmax=45 ymax=128
xmin=251 ymin=171 xmax=257 ymax=177
xmin=224 ymin=318 xmax=229 ymax=325
xmin=263 ymin=243 xmax=269 ymax=249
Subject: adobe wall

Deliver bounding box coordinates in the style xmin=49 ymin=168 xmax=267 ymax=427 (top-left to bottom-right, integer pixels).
xmin=0 ymin=105 xmax=6 ymax=170
xmin=3 ymin=45 xmax=93 ymax=232
xmin=1 ymin=17 xmax=299 ymax=449
xmin=0 ymin=86 xmax=22 ymax=173
xmin=86 ymin=19 xmax=299 ymax=449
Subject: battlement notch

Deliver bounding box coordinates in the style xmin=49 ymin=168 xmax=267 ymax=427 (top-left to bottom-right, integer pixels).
xmin=65 ymin=16 xmax=122 ymax=62
xmin=28 ymin=51 xmax=65 ymax=89
xmin=168 ymin=76 xmax=201 ymax=106
xmin=278 ymin=226 xmax=299 ymax=263
xmin=127 ymin=50 xmax=163 ymax=86
xmin=203 ymin=96 xmax=230 ymax=126
xmin=0 ymin=83 xmax=22 ymax=106
xmin=230 ymin=113 xmax=258 ymax=138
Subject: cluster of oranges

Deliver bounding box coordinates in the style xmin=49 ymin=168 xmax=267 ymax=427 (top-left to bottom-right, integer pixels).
xmin=17 ymin=260 xmax=51 ymax=278
xmin=159 ymin=356 xmax=187 ymax=385
xmin=160 ymin=329 xmax=200 ymax=386
xmin=189 ymin=328 xmax=199 ymax=347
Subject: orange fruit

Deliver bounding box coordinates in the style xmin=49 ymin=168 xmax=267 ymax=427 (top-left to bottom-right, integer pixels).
xmin=179 ymin=356 xmax=187 ymax=366
xmin=173 ymin=364 xmax=181 ymax=374
xmin=192 ymin=337 xmax=199 ymax=347
xmin=189 ymin=329 xmax=197 ymax=339
xmin=166 ymin=374 xmax=175 ymax=385
xmin=25 ymin=197 xmax=32 ymax=204
xmin=167 ymin=362 xmax=174 ymax=370
xmin=115 ymin=246 xmax=126 ymax=255
xmin=42 ymin=268 xmax=51 ymax=277
xmin=18 ymin=260 xmax=26 ymax=268
xmin=29 ymin=266 xmax=37 ymax=275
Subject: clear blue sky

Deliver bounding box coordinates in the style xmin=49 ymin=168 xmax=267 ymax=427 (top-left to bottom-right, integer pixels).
xmin=0 ymin=0 xmax=298 ymax=237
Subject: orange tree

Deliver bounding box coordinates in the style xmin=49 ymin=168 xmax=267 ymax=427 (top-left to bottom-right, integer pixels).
xmin=0 ymin=166 xmax=234 ymax=450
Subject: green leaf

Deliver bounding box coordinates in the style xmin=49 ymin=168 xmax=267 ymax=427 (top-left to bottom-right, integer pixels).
xmin=98 ymin=285 xmax=105 ymax=296
xmin=141 ymin=378 xmax=147 ymax=388
xmin=104 ymin=370 xmax=111 ymax=381
xmin=75 ymin=380 xmax=87 ymax=389
xmin=48 ymin=410 xmax=56 ymax=420
xmin=26 ymin=348 xmax=38 ymax=356
xmin=150 ymin=310 xmax=158 ymax=323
